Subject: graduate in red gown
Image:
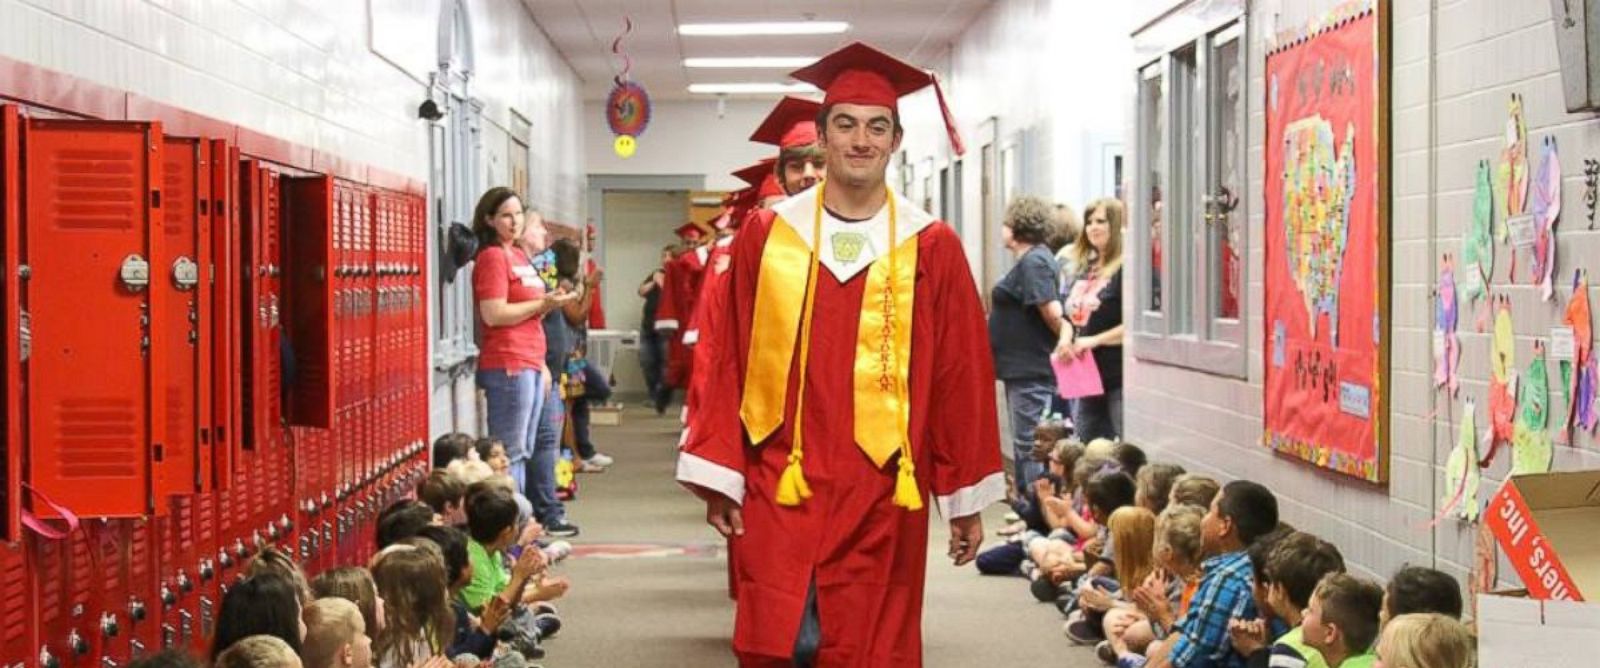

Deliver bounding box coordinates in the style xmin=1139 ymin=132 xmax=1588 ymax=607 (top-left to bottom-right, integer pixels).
xmin=676 ymin=42 xmax=1005 ymax=667
xmin=656 ymin=221 xmax=710 ymax=393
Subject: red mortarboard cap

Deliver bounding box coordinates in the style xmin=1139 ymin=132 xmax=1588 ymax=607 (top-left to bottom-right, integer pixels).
xmin=789 ymin=42 xmax=965 ymax=155
xmin=732 ymin=159 xmax=777 ymax=188
xmin=750 ymin=96 xmax=822 ymax=149
xmin=758 ymin=173 xmax=784 ymax=200
xmin=674 ymin=222 xmax=705 ymax=241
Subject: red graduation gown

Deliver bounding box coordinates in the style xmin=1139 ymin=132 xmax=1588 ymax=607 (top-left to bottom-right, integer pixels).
xmin=656 ymin=246 xmax=708 ymax=388
xmin=676 ymin=197 xmax=1005 ymax=667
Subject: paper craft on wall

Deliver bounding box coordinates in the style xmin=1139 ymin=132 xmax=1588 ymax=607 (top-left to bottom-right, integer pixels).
xmin=1495 ymin=93 xmax=1529 ymax=240
xmin=1559 ymin=269 xmax=1597 ymax=438
xmin=1583 ymin=158 xmax=1598 ymax=230
xmin=1441 ymin=399 xmax=1481 ymax=521
xmin=1511 ymin=342 xmax=1552 ymax=474
xmin=1435 ymin=257 xmax=1461 ymax=395
xmin=1262 ymin=8 xmax=1389 ymax=483
xmin=1484 ymin=295 xmax=1517 ymax=466
xmin=1531 ymin=137 xmax=1560 ymax=300
xmin=1462 ymin=160 xmax=1494 ymax=329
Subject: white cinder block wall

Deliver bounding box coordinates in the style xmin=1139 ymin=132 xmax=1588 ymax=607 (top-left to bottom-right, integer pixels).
xmin=1126 ymin=0 xmax=1600 ymax=595
xmin=0 ymin=0 xmax=587 ymax=441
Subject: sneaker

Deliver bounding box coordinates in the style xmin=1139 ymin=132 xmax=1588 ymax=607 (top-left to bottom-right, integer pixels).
xmin=1003 ymin=511 xmax=1022 ymax=523
xmin=541 ymin=540 xmax=573 ymax=563
xmin=532 ymin=613 xmax=562 ymax=640
xmin=586 ymin=452 xmax=614 ymax=467
xmin=532 ymin=602 xmax=559 ymax=616
xmin=1063 ymin=610 xmax=1103 ymax=645
xmin=576 ymin=459 xmax=607 ymax=473
xmin=996 ymin=520 xmax=1028 ymax=537
xmin=544 ymin=521 xmax=580 ymax=538
xmin=1096 ymin=640 xmax=1117 ymax=665
xmin=1030 ymin=576 xmax=1059 ymax=603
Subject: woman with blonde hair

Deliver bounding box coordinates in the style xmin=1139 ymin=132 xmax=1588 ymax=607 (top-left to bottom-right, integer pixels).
xmin=1058 ymin=197 xmax=1126 ymax=440
xmin=311 ymin=567 xmax=384 ymax=640
xmin=1376 ymin=613 xmax=1475 ymax=668
xmin=370 ymin=545 xmax=455 ymax=668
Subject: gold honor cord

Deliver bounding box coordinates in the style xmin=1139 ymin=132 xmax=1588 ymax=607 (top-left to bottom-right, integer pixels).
xmin=741 ymin=184 xmax=922 ymax=510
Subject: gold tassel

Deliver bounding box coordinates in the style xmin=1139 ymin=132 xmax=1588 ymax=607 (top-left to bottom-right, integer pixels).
xmin=893 ymin=455 xmax=922 ymax=511
xmin=776 ymin=453 xmax=812 ymax=506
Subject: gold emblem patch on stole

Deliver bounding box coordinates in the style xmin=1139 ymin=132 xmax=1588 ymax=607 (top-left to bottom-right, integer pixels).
xmin=830 ymin=231 xmax=868 ymax=264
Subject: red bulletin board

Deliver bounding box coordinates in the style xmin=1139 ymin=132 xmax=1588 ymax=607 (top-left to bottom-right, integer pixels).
xmin=1263 ymin=6 xmax=1391 ymax=483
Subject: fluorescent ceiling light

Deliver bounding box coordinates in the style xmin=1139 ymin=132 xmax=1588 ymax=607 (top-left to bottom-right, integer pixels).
xmin=683 ymin=57 xmax=817 ymax=69
xmin=688 ymin=82 xmax=820 ymax=95
xmin=678 ymin=21 xmax=849 ymax=36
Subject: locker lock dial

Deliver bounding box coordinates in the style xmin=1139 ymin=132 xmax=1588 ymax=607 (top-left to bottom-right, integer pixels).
xmin=68 ymin=629 xmax=90 ymax=654
xmin=38 ymin=648 xmax=61 ymax=668
xmin=128 ymin=597 xmax=148 ymax=622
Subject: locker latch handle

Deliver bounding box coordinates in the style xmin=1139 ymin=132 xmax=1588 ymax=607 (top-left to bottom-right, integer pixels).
xmin=119 ymin=254 xmax=151 ymax=292
xmin=172 ymin=257 xmax=199 ymax=290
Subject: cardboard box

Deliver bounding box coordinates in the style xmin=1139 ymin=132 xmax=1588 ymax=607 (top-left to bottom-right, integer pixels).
xmin=1477 ymin=469 xmax=1600 ymax=667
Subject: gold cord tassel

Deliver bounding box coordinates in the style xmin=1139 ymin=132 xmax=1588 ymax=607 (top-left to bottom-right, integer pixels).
xmin=893 ymin=453 xmax=922 ymax=511
xmin=776 ymin=452 xmax=813 ymax=506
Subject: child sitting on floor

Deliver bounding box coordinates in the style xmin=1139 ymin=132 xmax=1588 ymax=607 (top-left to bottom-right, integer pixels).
xmin=1300 ymin=574 xmax=1384 ymax=667
xmin=1375 ymin=613 xmax=1475 ymax=668
xmin=1228 ymin=531 xmax=1345 ymax=667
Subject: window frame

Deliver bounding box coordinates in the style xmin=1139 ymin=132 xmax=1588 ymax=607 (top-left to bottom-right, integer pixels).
xmin=1129 ymin=9 xmax=1249 ymax=378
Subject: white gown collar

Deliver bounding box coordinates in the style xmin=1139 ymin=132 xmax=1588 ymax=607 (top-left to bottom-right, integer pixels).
xmin=769 ymin=184 xmax=936 ymax=282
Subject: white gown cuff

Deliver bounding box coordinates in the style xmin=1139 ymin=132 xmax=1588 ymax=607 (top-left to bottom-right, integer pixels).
xmin=655 ymin=318 xmax=680 ymax=331
xmin=935 ymin=471 xmax=1008 ymax=519
xmin=683 ymin=328 xmax=700 ymax=345
xmin=676 ymin=452 xmax=745 ymax=505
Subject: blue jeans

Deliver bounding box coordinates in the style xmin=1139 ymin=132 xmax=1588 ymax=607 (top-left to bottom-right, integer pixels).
xmin=478 ymin=368 xmax=566 ymax=525
xmin=1073 ymin=387 xmax=1123 ymax=442
xmin=1004 ymin=378 xmax=1055 ymax=497
xmin=570 ymin=365 xmax=613 ymax=460
xmin=528 ymin=376 xmax=566 ymax=525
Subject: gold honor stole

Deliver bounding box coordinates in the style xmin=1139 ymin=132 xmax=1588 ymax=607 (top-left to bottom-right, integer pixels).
xmin=739 ymin=184 xmax=923 ymax=510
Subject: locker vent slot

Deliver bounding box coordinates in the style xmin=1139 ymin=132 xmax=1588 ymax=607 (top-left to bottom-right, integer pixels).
xmin=51 ymin=149 xmax=140 ymax=230
xmin=55 ymin=397 xmax=139 ymax=478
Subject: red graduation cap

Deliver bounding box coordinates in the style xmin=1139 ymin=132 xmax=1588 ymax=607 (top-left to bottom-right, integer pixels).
xmin=758 ymin=173 xmax=784 ymax=200
xmin=732 ymin=159 xmax=777 ymax=188
xmin=750 ymin=96 xmax=822 ymax=149
xmin=789 ymin=41 xmax=965 ymax=155
xmin=674 ymin=221 xmax=705 ymax=241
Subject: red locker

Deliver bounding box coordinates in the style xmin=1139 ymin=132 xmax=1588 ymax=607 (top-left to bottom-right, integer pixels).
xmin=22 ymin=117 xmax=167 ymax=518
xmin=33 ymin=529 xmax=98 ymax=666
xmin=1 ymin=106 xmax=22 ymax=542
xmin=208 ymin=140 xmax=240 ymax=493
xmin=125 ymin=518 xmax=160 ymax=660
xmin=281 ymin=175 xmax=335 ymax=429
xmin=0 ymin=541 xmax=34 ymax=668
xmin=158 ymin=136 xmax=213 ymax=502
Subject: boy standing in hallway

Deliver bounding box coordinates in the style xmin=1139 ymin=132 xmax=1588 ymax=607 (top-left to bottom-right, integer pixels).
xmin=676 ymin=42 xmax=1004 ymax=667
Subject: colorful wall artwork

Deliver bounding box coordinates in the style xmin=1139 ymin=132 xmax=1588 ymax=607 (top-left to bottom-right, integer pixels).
xmin=1263 ymin=8 xmax=1390 ymax=483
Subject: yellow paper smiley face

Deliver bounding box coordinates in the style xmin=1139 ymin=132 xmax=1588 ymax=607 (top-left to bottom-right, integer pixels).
xmin=614 ymin=135 xmax=637 ymax=158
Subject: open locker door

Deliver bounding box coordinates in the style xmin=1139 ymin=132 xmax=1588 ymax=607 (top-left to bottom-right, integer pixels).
xmin=208 ymin=140 xmax=240 ymax=492
xmin=1 ymin=106 xmax=21 ymax=541
xmin=22 ymin=117 xmax=167 ymax=518
xmin=158 ymin=136 xmax=213 ymax=500
xmin=281 ymin=174 xmax=335 ymax=429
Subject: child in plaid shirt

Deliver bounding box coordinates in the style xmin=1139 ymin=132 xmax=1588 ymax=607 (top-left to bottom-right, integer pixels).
xmin=1145 ymin=480 xmax=1279 ymax=668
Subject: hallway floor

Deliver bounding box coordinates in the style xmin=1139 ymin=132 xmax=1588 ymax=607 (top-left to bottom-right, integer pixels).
xmin=545 ymin=407 xmax=1104 ymax=666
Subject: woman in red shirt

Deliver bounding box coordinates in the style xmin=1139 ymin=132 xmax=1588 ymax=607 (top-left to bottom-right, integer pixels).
xmin=471 ymin=187 xmax=577 ymax=528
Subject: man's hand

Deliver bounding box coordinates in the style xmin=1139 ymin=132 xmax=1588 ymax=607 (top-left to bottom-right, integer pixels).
xmin=706 ymin=494 xmax=744 ymax=538
xmin=584 ymin=267 xmax=605 ymax=288
xmin=479 ymin=595 xmax=511 ymax=633
xmin=947 ymin=514 xmax=983 ymax=566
